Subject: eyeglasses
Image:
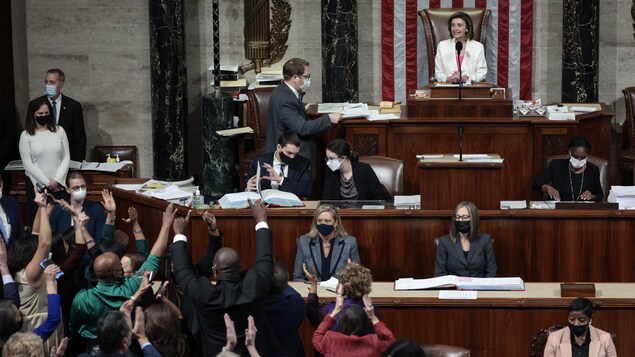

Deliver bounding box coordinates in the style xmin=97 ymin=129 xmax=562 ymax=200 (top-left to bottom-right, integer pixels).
xmin=298 ymin=74 xmax=310 ymax=79
xmin=454 ymin=215 xmax=471 ymax=221
xmin=71 ymin=184 xmax=87 ymax=192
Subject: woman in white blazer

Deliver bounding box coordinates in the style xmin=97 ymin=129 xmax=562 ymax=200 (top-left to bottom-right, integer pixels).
xmin=434 ymin=12 xmax=487 ymax=83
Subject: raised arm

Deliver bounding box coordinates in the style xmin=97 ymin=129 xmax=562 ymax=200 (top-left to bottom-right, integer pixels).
xmin=0 ymin=239 xmax=19 ymax=308
xmin=26 ymin=191 xmax=53 ymax=287
xmin=249 ymin=199 xmax=274 ymax=296
xmin=195 ymin=211 xmax=221 ymax=276
xmin=123 ymin=207 xmax=149 ymax=256
xmin=149 ymin=203 xmax=176 ymax=257
xmin=32 ymin=264 xmax=62 ymax=341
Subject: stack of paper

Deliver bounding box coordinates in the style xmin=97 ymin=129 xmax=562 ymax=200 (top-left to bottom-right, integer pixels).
xmin=318 ymin=103 xmax=371 ymax=118
xmin=607 ymin=186 xmax=635 ymax=209
xmin=394 ymin=276 xmax=524 ymax=291
xmin=394 ymin=195 xmax=421 ymax=209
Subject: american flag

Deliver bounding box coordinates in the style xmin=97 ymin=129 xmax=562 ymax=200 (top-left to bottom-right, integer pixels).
xmin=381 ymin=0 xmax=534 ymax=102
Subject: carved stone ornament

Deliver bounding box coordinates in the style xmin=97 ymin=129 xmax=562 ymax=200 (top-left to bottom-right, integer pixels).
xmin=240 ymin=0 xmax=292 ymax=73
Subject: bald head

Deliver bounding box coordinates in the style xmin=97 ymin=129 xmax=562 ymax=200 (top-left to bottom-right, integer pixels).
xmin=213 ymin=248 xmax=241 ymax=277
xmin=94 ymin=252 xmax=123 ymax=282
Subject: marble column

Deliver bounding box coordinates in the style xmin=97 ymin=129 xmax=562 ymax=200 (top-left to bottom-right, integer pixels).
xmin=201 ymin=93 xmax=235 ymax=199
xmin=149 ymin=0 xmax=189 ymax=181
xmin=321 ymin=0 xmax=358 ymax=102
xmin=561 ymin=0 xmax=599 ymax=103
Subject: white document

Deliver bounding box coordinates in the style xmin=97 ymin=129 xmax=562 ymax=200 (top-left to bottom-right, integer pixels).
xmin=452 ymin=154 xmax=489 ymax=159
xmin=4 ymin=160 xmax=24 ymax=170
xmin=548 ymin=112 xmax=576 ymax=120
xmin=77 ymin=161 xmax=126 ymax=172
xmin=529 ymin=201 xmax=557 ymax=209
xmin=361 ymin=205 xmax=385 ymax=209
xmin=571 ymin=106 xmax=598 ymax=113
xmin=216 ymin=126 xmax=254 ymax=136
xmin=500 ymin=200 xmax=527 ymax=209
xmin=466 ymin=158 xmax=504 ymax=163
xmin=439 ymin=290 xmax=478 ymax=299
xmin=394 ymin=276 xmax=524 ymax=291
xmin=115 ymin=184 xmax=144 ymax=191
xmin=150 ymin=185 xmax=193 ymax=201
xmin=416 ymin=154 xmax=444 ymax=159
xmin=394 ymin=195 xmax=421 ymax=209
xmin=366 ymin=110 xmax=400 ymax=121
xmin=319 ymin=277 xmax=339 ymax=289
xmin=317 ymin=102 xmax=367 ymax=114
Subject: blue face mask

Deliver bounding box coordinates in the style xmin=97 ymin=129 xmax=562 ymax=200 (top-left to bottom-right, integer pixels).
xmin=45 ymin=84 xmax=57 ymax=98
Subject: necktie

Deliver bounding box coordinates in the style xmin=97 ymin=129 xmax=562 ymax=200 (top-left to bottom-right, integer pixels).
xmin=51 ymin=100 xmax=58 ymax=122
xmin=0 ymin=215 xmax=9 ymax=244
xmin=280 ymin=164 xmax=287 ymax=177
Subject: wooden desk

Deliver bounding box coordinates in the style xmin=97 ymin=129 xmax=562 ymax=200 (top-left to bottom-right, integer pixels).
xmin=290 ymin=282 xmax=635 ymax=356
xmin=418 ymin=155 xmax=504 ymax=209
xmin=109 ymin=180 xmax=635 ymax=283
xmin=338 ymin=106 xmax=614 ymax=197
xmin=407 ymin=84 xmax=513 ymax=118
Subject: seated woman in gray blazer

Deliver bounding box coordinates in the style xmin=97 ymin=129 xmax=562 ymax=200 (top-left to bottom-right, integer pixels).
xmin=434 ymin=201 xmax=497 ymax=277
xmin=293 ymin=204 xmax=361 ymax=281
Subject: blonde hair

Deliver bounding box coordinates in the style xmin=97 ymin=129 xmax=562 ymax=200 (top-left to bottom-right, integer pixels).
xmin=2 ymin=332 xmax=44 ymax=357
xmin=306 ymin=205 xmax=349 ymax=239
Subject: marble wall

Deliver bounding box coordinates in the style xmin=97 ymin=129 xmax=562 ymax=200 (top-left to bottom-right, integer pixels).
xmin=12 ymin=1 xmax=635 ymax=178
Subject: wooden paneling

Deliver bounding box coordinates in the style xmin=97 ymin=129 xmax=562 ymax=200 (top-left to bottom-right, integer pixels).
xmin=110 ymin=181 xmax=635 ymax=283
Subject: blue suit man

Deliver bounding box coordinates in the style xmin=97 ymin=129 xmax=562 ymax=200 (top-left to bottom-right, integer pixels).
xmin=246 ymin=131 xmax=312 ymax=198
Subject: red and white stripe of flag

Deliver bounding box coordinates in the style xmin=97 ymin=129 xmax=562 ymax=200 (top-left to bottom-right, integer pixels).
xmin=381 ymin=0 xmax=534 ymax=102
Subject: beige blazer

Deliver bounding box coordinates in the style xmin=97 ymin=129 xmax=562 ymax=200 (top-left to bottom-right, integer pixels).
xmin=544 ymin=325 xmax=617 ymax=357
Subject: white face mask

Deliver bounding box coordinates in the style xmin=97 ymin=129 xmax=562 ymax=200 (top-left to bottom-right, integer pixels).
xmin=300 ymin=77 xmax=311 ymax=92
xmin=326 ymin=158 xmax=341 ymax=172
xmin=71 ymin=188 xmax=86 ymax=202
xmin=569 ymin=156 xmax=587 ymax=169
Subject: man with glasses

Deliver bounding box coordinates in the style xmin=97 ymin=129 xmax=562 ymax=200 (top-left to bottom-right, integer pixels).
xmin=49 ymin=171 xmax=106 ymax=243
xmin=265 ymin=58 xmax=342 ymax=173
xmin=246 ymin=131 xmax=312 ymax=198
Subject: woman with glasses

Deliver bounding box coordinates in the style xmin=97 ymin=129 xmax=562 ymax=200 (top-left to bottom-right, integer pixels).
xmin=322 ymin=139 xmax=387 ymax=201
xmin=533 ymin=135 xmax=603 ymax=202
xmin=434 ymin=201 xmax=497 ymax=277
xmin=19 ymin=97 xmax=70 ymax=223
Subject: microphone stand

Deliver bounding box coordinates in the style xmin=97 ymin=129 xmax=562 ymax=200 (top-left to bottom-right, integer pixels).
xmin=457 ymin=54 xmax=463 ymax=100
xmin=458 ymin=126 xmax=464 ymax=161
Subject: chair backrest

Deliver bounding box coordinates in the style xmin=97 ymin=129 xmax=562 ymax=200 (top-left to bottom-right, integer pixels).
xmin=93 ymin=145 xmax=138 ymax=177
xmin=531 ymin=324 xmax=564 ymax=356
xmin=546 ymin=154 xmax=609 ymax=201
xmin=622 ymin=87 xmax=635 ymax=151
xmin=419 ymin=8 xmax=491 ymax=82
xmin=422 ymin=344 xmax=471 ymax=357
xmin=358 ymin=156 xmax=404 ymax=199
xmin=246 ymin=87 xmax=276 ymax=147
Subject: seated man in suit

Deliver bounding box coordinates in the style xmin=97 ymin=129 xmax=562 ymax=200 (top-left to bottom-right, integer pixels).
xmin=265 ymin=58 xmax=342 ymax=171
xmin=29 ymin=68 xmax=87 ymax=161
xmin=246 ymin=130 xmax=312 ymax=198
xmin=0 ymin=173 xmax=24 ymax=246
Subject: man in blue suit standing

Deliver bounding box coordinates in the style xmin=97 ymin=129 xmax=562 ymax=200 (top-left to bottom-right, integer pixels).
xmin=0 ymin=173 xmax=24 ymax=246
xmin=246 ymin=131 xmax=312 ymax=198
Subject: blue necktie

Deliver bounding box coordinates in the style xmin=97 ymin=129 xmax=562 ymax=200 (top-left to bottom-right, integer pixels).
xmin=51 ymin=100 xmax=58 ymax=122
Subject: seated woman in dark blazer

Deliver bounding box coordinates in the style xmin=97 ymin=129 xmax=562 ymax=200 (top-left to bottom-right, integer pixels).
xmin=435 ymin=201 xmax=497 ymax=277
xmin=293 ymin=204 xmax=361 ymax=281
xmin=322 ymin=139 xmax=387 ymax=201
xmin=533 ymin=135 xmax=603 ymax=201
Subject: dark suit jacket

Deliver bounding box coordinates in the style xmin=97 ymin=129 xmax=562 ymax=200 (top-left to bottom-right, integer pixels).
xmin=0 ymin=99 xmax=18 ymax=191
xmin=533 ymin=159 xmax=604 ymax=201
xmin=50 ymin=199 xmax=105 ymax=243
xmin=293 ymin=235 xmax=361 ymax=281
xmin=247 ymin=152 xmax=312 ymax=198
xmin=171 ymin=227 xmax=277 ymax=357
xmin=32 ymin=94 xmax=86 ymax=161
xmin=264 ymin=286 xmax=306 ymax=357
xmin=78 ymin=344 xmax=161 ymax=357
xmin=0 ymin=195 xmax=24 ymax=246
xmin=434 ymin=233 xmax=497 ymax=277
xmin=322 ymin=160 xmax=388 ymax=201
xmin=265 ymin=83 xmax=332 ymax=166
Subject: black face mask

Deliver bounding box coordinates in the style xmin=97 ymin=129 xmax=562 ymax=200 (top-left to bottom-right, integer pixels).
xmin=454 ymin=221 xmax=471 ymax=234
xmin=279 ymin=151 xmax=298 ymax=166
xmin=316 ymin=223 xmax=335 ymax=237
xmin=569 ymin=323 xmax=589 ymax=337
xmin=35 ymin=115 xmax=50 ymax=126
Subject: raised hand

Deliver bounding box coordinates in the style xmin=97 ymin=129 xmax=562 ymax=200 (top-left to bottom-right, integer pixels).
xmin=245 ymin=315 xmax=257 ymax=347
xmin=100 ymin=189 xmax=116 ymax=214
xmin=224 ymin=313 xmax=237 ymax=352
xmin=302 ymin=262 xmax=319 ymax=293
xmin=172 ymin=210 xmax=192 ymax=235
xmin=202 ymin=211 xmax=219 ymax=235
xmin=50 ymin=337 xmax=69 ymax=357
xmin=261 ymin=163 xmax=282 ymax=183
xmin=131 ymin=306 xmax=147 ymax=341
xmin=34 ymin=190 xmax=47 ymax=208
xmin=362 ymin=294 xmax=378 ymax=323
xmin=248 ymin=199 xmax=267 ymax=224
xmin=330 ymin=283 xmax=345 ymax=317
xmin=162 ymin=203 xmax=176 ymax=228
xmin=122 ymin=207 xmax=138 ymax=224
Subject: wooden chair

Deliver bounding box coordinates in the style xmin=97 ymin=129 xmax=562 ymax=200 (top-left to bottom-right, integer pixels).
xmin=238 ymin=87 xmax=275 ymax=187
xmin=545 ymin=154 xmax=609 ymax=201
xmin=358 ymin=155 xmax=404 ymax=199
xmin=620 ymin=87 xmax=635 ymax=185
xmin=419 ymin=8 xmax=491 ymax=82
xmin=422 ymin=344 xmax=471 ymax=357
xmin=93 ymin=145 xmax=138 ymax=177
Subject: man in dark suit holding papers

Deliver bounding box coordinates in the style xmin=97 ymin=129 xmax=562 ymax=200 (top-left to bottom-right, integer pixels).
xmin=246 ymin=131 xmax=312 ymax=198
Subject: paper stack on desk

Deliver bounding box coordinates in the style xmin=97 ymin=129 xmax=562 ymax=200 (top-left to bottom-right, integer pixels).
xmin=394 ymin=276 xmax=525 ymax=291
xmin=607 ymin=186 xmax=635 ymax=209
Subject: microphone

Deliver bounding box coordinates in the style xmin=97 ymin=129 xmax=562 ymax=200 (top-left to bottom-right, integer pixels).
xmin=455 ymin=41 xmax=463 ymax=100
xmin=458 ymin=126 xmax=464 ymax=161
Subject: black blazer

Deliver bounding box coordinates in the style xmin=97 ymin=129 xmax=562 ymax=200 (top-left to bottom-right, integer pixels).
xmin=434 ymin=233 xmax=497 ymax=277
xmin=322 ymin=160 xmax=388 ymax=200
xmin=31 ymin=94 xmax=86 ymax=161
xmin=0 ymin=195 xmax=23 ymax=246
xmin=265 ymin=84 xmax=332 ymax=163
xmin=532 ymin=159 xmax=603 ymax=201
xmin=171 ymin=227 xmax=278 ymax=356
xmin=247 ymin=152 xmax=312 ymax=198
